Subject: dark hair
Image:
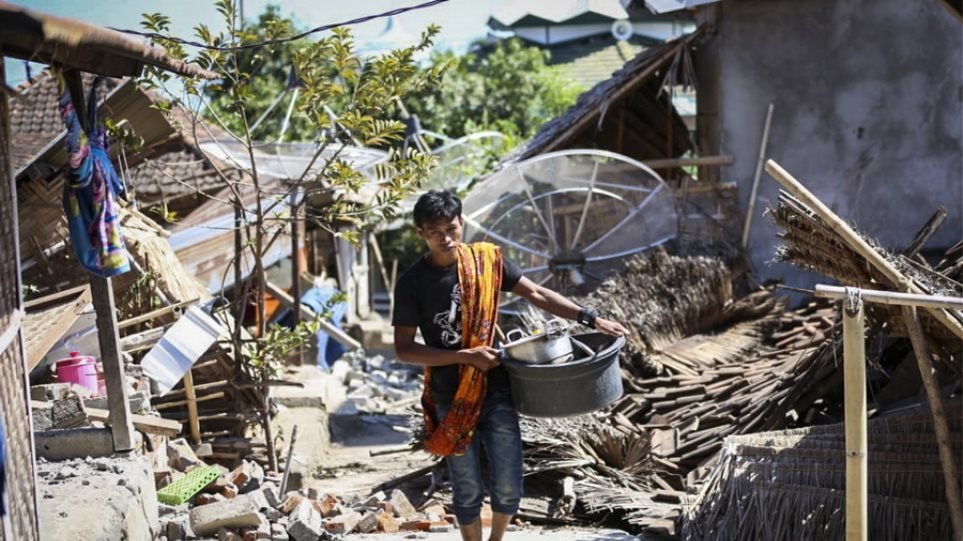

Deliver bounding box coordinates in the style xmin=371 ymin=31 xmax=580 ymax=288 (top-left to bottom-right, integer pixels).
xmin=413 ymin=189 xmax=462 ymax=227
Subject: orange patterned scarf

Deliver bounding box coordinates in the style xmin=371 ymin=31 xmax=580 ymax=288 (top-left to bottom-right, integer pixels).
xmin=421 ymin=242 xmax=503 ymax=456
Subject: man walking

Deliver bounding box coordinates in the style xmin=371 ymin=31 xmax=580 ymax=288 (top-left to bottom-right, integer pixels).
xmin=393 ymin=190 xmax=627 ymax=541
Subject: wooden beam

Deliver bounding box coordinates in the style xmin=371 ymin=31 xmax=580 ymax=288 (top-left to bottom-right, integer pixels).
xmin=89 ymin=275 xmax=135 ymax=452
xmin=765 ymin=159 xmax=963 ymax=340
xmin=642 ymin=155 xmax=734 ymax=170
xmin=85 ymin=407 xmax=181 ymax=438
xmin=903 ymin=207 xmax=948 ymax=258
xmin=901 ymin=306 xmax=963 ymax=541
xmin=118 ymin=298 xmax=198 ymax=330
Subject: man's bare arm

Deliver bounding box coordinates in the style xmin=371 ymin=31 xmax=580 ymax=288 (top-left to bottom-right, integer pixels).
xmin=511 ymin=276 xmax=629 ymax=336
xmin=393 ymin=326 xmax=501 ymax=371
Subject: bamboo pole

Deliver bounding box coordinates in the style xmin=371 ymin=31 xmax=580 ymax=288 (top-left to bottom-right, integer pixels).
xmin=741 ymin=103 xmax=773 ymax=249
xmin=815 ymin=285 xmax=963 ymax=310
xmin=842 ymin=295 xmax=867 ymax=541
xmin=901 ymin=305 xmax=963 ymax=541
xmin=765 ymin=159 xmax=963 ymax=340
xmin=183 ymin=369 xmax=201 ymax=445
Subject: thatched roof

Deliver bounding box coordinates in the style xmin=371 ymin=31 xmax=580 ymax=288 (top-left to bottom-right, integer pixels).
xmin=498 ymin=26 xmax=706 ymax=168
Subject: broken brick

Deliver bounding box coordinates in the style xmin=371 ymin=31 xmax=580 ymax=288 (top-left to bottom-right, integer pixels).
xmin=324 ymin=510 xmax=361 ymax=535
xmin=377 ymin=511 xmax=400 ymax=533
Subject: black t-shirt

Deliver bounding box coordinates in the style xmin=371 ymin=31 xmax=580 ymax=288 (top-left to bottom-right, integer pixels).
xmin=392 ymin=251 xmax=523 ymax=402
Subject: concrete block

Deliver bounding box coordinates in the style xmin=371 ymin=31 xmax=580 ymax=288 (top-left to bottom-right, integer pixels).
xmin=189 ymin=493 xmax=265 ymax=537
xmin=389 ymin=489 xmax=417 ymax=518
xmin=286 ymin=500 xmax=323 ymax=541
xmin=166 ymin=517 xmax=189 ymax=540
xmin=258 ymin=482 xmax=281 ymax=509
xmin=356 ymin=511 xmax=379 ymax=533
xmin=168 ymin=438 xmax=202 ymax=472
xmin=31 ymin=383 xmax=84 ymax=401
xmin=324 ymin=510 xmax=361 ymax=535
xmin=34 ymin=427 xmax=113 ymax=460
xmin=193 ymin=442 xmax=214 ymax=458
xmin=83 ymin=391 xmax=150 ymax=414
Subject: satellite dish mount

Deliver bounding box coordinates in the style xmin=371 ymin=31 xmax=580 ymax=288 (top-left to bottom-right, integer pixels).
xmin=611 ymin=19 xmax=634 ymax=41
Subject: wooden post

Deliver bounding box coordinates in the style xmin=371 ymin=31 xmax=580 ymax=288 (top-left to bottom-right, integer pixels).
xmin=765 ymin=159 xmax=963 ymax=340
xmin=901 ymin=306 xmax=963 ymax=541
xmin=741 ymin=103 xmax=773 ymax=250
xmin=842 ymin=293 xmax=867 ymax=541
xmin=89 ymin=275 xmax=135 ymax=452
xmin=183 ymin=369 xmax=201 ymax=445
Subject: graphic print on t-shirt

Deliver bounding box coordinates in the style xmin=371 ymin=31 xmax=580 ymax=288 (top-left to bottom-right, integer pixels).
xmin=432 ymin=283 xmax=461 ymax=347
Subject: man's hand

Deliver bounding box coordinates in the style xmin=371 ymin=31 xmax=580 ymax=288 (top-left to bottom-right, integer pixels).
xmin=595 ymin=318 xmax=629 ymax=337
xmin=458 ymin=346 xmax=501 ymax=371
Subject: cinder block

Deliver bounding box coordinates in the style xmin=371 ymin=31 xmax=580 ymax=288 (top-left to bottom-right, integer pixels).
xmin=286 ymin=500 xmax=323 ymax=541
xmin=389 ymin=489 xmax=417 ymax=518
xmin=189 ymin=494 xmax=265 ymax=537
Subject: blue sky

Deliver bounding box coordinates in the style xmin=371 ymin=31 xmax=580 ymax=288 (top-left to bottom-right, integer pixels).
xmin=4 ymin=0 xmax=506 ymax=86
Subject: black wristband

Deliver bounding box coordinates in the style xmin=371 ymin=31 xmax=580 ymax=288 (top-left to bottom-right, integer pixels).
xmin=577 ymin=307 xmax=598 ymax=329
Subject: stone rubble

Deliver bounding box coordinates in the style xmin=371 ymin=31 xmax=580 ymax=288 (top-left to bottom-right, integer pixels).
xmin=156 ymin=461 xmax=466 ymax=540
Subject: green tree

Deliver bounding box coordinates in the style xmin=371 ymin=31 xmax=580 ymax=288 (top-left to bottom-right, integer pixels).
xmin=140 ymin=0 xmax=444 ymax=470
xmin=200 ymin=5 xmax=319 ymax=141
xmin=406 ymin=38 xmax=584 ymax=142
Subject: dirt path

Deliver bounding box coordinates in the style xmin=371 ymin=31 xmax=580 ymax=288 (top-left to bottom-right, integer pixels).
xmin=273 ymin=364 xmax=642 ymax=541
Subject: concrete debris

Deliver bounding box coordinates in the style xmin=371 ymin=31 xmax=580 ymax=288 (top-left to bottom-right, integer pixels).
xmin=331 ymin=351 xmax=423 ymax=414
xmin=33 ymin=396 xmax=89 ymax=431
xmin=286 ymin=500 xmax=323 ymax=541
xmin=168 ymin=438 xmax=204 ymax=472
xmin=31 ymin=382 xmax=92 ymax=402
xmin=83 ymin=390 xmax=151 ymax=414
xmin=189 ymin=493 xmax=266 ymax=536
xmin=389 ymin=489 xmax=417 ymax=518
xmin=156 ymin=464 xmax=452 ymax=540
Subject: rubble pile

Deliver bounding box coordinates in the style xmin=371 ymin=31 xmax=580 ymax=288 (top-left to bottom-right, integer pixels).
xmin=328 ymin=351 xmax=423 ymax=414
xmin=157 ymin=469 xmax=461 ymax=541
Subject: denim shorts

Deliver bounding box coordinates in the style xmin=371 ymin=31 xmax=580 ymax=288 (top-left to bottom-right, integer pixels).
xmin=434 ymin=387 xmax=524 ymax=525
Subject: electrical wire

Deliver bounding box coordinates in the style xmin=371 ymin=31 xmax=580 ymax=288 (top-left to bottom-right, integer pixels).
xmin=110 ymin=0 xmax=447 ymax=52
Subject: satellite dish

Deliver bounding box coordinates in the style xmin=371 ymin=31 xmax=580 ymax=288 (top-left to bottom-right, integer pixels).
xmin=462 ymin=149 xmax=678 ymax=308
xmin=611 ymin=19 xmax=634 ymax=41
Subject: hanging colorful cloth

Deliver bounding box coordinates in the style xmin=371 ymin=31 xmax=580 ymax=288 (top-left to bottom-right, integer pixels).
xmin=57 ymin=76 xmax=130 ymax=277
xmin=421 ymin=242 xmax=503 ymax=456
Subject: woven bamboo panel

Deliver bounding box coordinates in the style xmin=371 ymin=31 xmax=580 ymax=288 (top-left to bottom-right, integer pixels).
xmin=0 ymin=59 xmax=39 ymax=540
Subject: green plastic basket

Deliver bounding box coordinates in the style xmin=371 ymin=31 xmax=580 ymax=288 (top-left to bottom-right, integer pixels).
xmin=157 ymin=465 xmax=222 ymax=505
